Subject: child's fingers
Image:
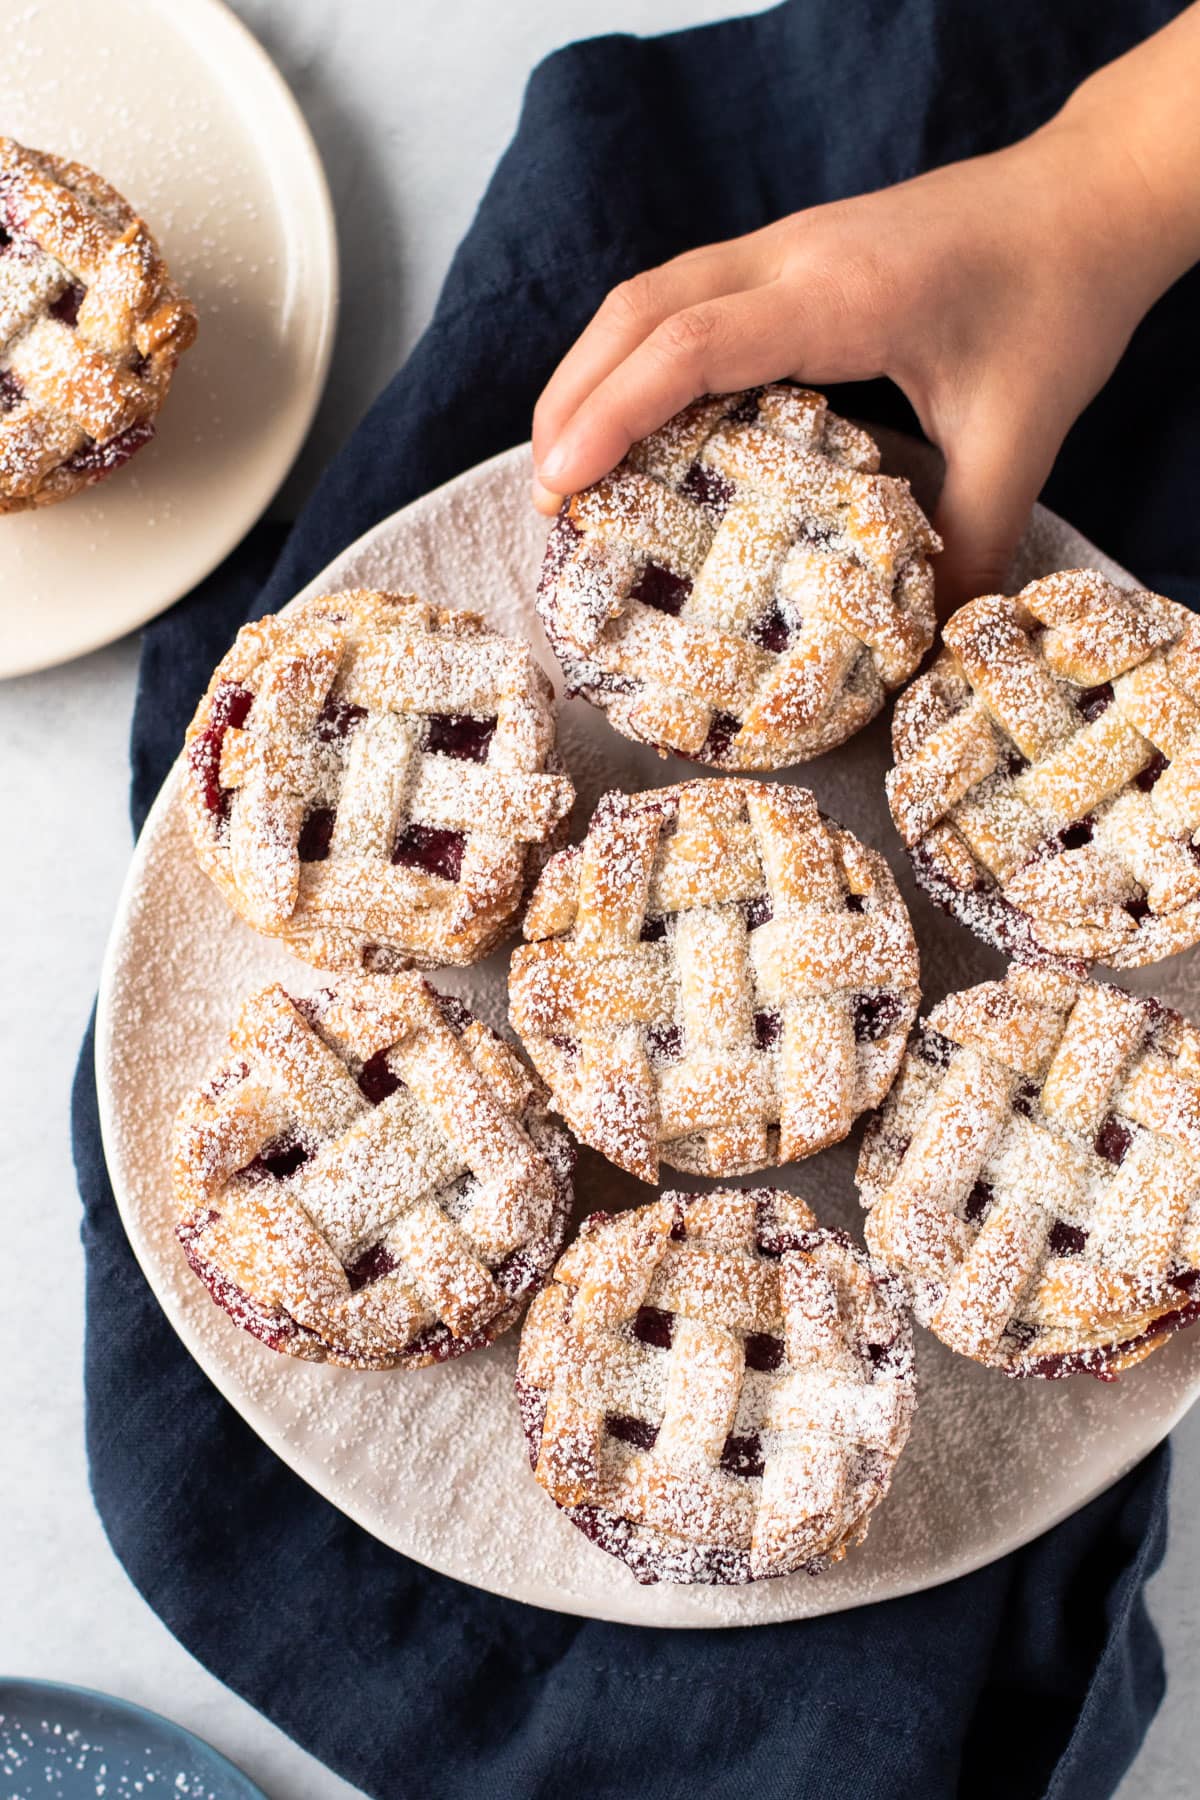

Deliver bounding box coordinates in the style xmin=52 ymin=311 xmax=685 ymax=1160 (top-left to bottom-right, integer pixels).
xmin=932 ymin=419 xmax=1057 ymax=613
xmin=532 ymin=241 xmax=773 ymax=465
xmin=533 ymin=280 xmax=843 ymax=500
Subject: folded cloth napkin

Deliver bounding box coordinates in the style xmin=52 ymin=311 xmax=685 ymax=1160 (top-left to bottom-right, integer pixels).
xmin=74 ymin=2 xmax=1199 ymax=1795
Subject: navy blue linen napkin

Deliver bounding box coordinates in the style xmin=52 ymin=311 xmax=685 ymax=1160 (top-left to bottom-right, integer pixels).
xmin=74 ymin=2 xmax=1200 ymax=1795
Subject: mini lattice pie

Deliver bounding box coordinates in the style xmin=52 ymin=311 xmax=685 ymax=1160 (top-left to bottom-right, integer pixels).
xmin=537 ymin=383 xmax=940 ymax=770
xmin=888 ymin=569 xmax=1200 ymax=969
xmin=508 ymin=777 xmax=920 ymax=1182
xmin=517 ymin=1187 xmax=915 ymax=1585
xmin=858 ymin=964 xmax=1200 ymax=1378
xmin=0 ymin=137 xmax=196 ymax=511
xmin=184 ymin=589 xmax=576 ymax=971
xmin=173 ymin=974 xmax=574 ymax=1370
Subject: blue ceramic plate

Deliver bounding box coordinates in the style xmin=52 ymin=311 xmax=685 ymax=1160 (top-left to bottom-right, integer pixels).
xmin=0 ymin=1679 xmax=267 ymax=1799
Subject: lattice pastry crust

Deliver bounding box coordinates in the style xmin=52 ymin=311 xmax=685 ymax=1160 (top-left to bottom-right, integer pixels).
xmin=858 ymin=964 xmax=1200 ymax=1377
xmin=173 ymin=974 xmax=574 ymax=1370
xmin=0 ymin=137 xmax=196 ymax=510
xmin=537 ymin=384 xmax=939 ymax=770
xmin=517 ymin=1188 xmax=915 ymax=1585
xmin=888 ymin=570 xmax=1200 ymax=969
xmin=508 ymin=777 xmax=920 ymax=1182
xmin=183 ymin=589 xmax=576 ymax=971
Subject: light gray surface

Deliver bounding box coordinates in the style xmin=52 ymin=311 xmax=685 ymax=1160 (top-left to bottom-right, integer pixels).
xmin=0 ymin=2 xmax=1192 ymax=1797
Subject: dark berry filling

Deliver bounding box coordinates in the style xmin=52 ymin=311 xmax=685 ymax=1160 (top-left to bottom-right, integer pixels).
xmin=754 ymin=1010 xmax=782 ymax=1051
xmin=744 ymin=893 xmax=773 ymax=930
xmin=1006 ymin=750 xmax=1030 ymax=777
xmin=1136 ymin=752 xmax=1168 ymax=792
xmin=1048 ymin=1220 xmax=1089 ymax=1257
xmin=345 ymin=1241 xmax=399 ymax=1291
xmin=633 ymin=1305 xmax=674 ymax=1349
xmin=49 ymin=281 xmax=85 ymax=326
xmin=1124 ymin=896 xmax=1152 ymax=923
xmin=424 ymin=713 xmax=497 ymax=763
xmin=639 ymin=915 xmax=668 ymax=942
xmin=916 ymin=1028 xmax=955 ymax=1069
xmin=606 ymin=1413 xmax=659 ymax=1451
xmin=964 ymin=1179 xmax=994 ymax=1224
xmin=853 ymin=992 xmax=903 ymax=1042
xmin=315 ymin=695 xmax=367 ymax=742
xmin=1095 ymin=1116 xmax=1132 ymax=1165
xmin=630 ymin=560 xmax=692 ymax=617
xmin=129 ymin=348 xmax=151 ymax=380
xmin=743 ymin=1332 xmax=784 ymax=1372
xmin=392 ymin=823 xmax=466 ymax=882
xmin=844 ymin=893 xmax=866 ymax=913
xmin=720 ymin=1432 xmax=765 ymax=1479
xmin=63 ymin=416 xmax=155 ymax=477
xmin=434 ymin=993 xmax=474 ymax=1034
xmin=1057 ymin=817 xmax=1095 ymax=851
xmin=357 ymin=1050 xmax=401 ymax=1105
xmin=244 ymin=1136 xmax=310 ymax=1181
xmin=297 ymin=806 xmax=335 ymax=862
xmin=1012 ymin=1080 xmax=1041 ymax=1118
xmin=646 ymin=1023 xmax=682 ymax=1063
xmin=0 ymin=368 xmax=23 ymax=413
xmin=189 ymin=681 xmax=254 ymax=820
xmin=1076 ymin=682 xmax=1114 ymax=722
xmin=725 ymin=390 xmax=762 ymax=426
xmin=750 ymin=602 xmax=792 ymax=654
xmin=680 ymin=460 xmax=733 ymax=518
xmin=700 ymin=710 xmax=740 ymax=764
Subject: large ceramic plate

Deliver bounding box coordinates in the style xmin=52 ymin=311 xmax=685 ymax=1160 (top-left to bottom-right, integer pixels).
xmin=0 ymin=0 xmax=337 ymax=677
xmin=96 ymin=440 xmax=1200 ymax=1627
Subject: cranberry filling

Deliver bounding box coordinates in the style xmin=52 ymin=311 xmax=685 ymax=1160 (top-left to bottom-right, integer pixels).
xmin=853 ymin=992 xmax=903 ymax=1042
xmin=316 ymin=695 xmax=367 ymax=742
xmin=0 ymin=368 xmax=23 ymax=413
xmin=754 ymin=1010 xmax=782 ymax=1051
xmin=189 ymin=681 xmax=254 ymax=819
xmin=964 ymin=1179 xmax=994 ymax=1224
xmin=639 ymin=915 xmax=667 ymax=942
xmin=435 ymin=993 xmax=474 ymax=1034
xmin=1136 ymin=752 xmax=1168 ymax=792
xmin=345 ymin=1241 xmax=399 ymax=1291
xmin=129 ymin=348 xmax=151 ymax=380
xmin=1012 ymin=1080 xmax=1041 ymax=1118
xmin=606 ymin=1413 xmax=659 ymax=1451
xmin=1126 ymin=896 xmax=1153 ymax=923
xmin=0 ymin=223 xmax=10 ymax=251
xmin=701 ymin=710 xmax=740 ymax=763
xmin=392 ymin=823 xmax=466 ymax=882
xmin=298 ymin=806 xmax=335 ymax=862
xmin=357 ymin=1049 xmax=401 ymax=1105
xmin=633 ymin=1305 xmax=675 ymax=1349
xmin=750 ymin=603 xmax=792 ymax=654
xmin=844 ymin=893 xmax=866 ymax=914
xmin=1095 ymin=1116 xmax=1132 ymax=1165
xmin=63 ymin=416 xmax=155 ymax=477
xmin=744 ymin=893 xmax=773 ymax=930
xmin=916 ymin=1028 xmax=955 ymax=1069
xmin=49 ymin=281 xmax=85 ymax=326
xmin=1057 ymin=817 xmax=1095 ymax=851
xmin=424 ymin=713 xmax=497 ymax=763
xmin=720 ymin=1432 xmax=765 ymax=1479
xmin=743 ymin=1332 xmax=784 ymax=1372
xmin=1006 ymin=749 xmax=1030 ymax=777
xmin=1076 ymin=682 xmax=1114 ymax=722
xmin=1048 ymin=1220 xmax=1089 ymax=1257
xmin=244 ymin=1137 xmax=310 ymax=1181
xmin=631 ymin=560 xmax=692 ymax=617
xmin=646 ymin=1023 xmax=682 ymax=1063
xmin=726 ymin=390 xmax=762 ymax=426
xmin=680 ymin=460 xmax=733 ymax=518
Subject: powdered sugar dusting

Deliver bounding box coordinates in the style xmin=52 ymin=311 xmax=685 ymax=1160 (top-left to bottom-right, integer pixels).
xmin=94 ymin=440 xmax=1200 ymax=1628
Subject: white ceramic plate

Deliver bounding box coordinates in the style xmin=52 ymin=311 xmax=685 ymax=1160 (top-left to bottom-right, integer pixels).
xmin=0 ymin=0 xmax=337 ymax=678
xmin=96 ymin=441 xmax=1200 ymax=1627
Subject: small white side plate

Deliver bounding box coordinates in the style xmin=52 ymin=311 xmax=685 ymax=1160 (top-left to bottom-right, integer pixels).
xmin=0 ymin=0 xmax=337 ymax=677
xmin=97 ymin=441 xmax=1200 ymax=1627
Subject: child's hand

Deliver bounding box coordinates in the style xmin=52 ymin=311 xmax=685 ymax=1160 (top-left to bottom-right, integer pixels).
xmin=532 ymin=11 xmax=1200 ymax=611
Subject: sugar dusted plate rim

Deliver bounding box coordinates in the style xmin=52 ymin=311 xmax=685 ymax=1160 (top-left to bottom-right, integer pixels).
xmin=95 ymin=439 xmax=1200 ymax=1626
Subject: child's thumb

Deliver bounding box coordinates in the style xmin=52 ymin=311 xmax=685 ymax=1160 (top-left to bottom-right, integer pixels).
xmin=931 ymin=425 xmax=1056 ymax=615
